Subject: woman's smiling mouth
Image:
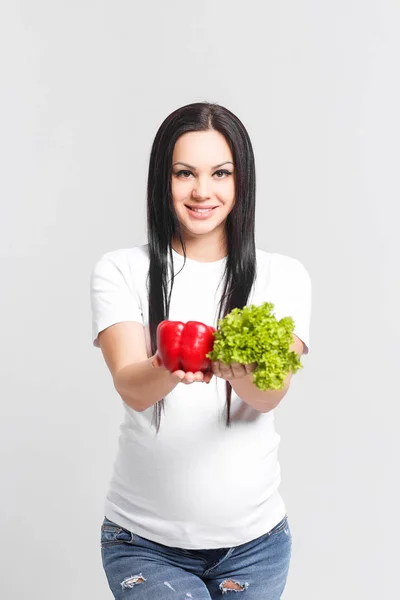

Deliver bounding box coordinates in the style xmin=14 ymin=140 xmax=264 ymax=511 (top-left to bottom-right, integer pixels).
xmin=185 ymin=205 xmax=218 ymax=219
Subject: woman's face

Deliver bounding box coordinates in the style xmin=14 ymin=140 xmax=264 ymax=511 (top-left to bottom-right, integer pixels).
xmin=171 ymin=129 xmax=235 ymax=240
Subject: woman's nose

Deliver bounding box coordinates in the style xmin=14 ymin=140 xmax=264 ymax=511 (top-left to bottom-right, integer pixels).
xmin=192 ymin=176 xmax=211 ymax=200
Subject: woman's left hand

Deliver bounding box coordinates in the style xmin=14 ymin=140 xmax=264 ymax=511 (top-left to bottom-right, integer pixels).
xmin=211 ymin=361 xmax=257 ymax=381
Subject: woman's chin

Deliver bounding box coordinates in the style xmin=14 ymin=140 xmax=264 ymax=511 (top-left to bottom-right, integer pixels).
xmin=184 ymin=222 xmax=220 ymax=237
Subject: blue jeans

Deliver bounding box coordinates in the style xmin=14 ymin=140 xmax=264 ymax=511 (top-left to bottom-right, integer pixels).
xmin=100 ymin=514 xmax=292 ymax=599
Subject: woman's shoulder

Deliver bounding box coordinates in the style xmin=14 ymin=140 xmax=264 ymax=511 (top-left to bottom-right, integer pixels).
xmin=98 ymin=243 xmax=150 ymax=266
xmin=92 ymin=244 xmax=150 ymax=289
xmin=256 ymin=247 xmax=308 ymax=272
xmin=255 ymin=248 xmax=311 ymax=292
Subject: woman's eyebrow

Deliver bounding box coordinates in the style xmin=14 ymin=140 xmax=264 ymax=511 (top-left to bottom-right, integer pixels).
xmin=173 ymin=161 xmax=234 ymax=170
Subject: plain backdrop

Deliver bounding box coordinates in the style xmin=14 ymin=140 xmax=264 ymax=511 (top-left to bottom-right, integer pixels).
xmin=1 ymin=1 xmax=399 ymax=598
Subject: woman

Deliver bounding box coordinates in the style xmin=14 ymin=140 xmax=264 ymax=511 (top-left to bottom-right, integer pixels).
xmin=90 ymin=101 xmax=312 ymax=599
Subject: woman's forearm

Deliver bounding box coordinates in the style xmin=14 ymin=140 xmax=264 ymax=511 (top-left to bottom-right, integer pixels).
xmin=229 ymin=371 xmax=292 ymax=413
xmin=113 ymin=356 xmax=179 ymax=412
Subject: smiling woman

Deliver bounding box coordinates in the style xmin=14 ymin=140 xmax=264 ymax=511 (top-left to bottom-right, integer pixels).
xmin=91 ymin=101 xmax=311 ymax=600
xmin=170 ymin=130 xmax=236 ymax=253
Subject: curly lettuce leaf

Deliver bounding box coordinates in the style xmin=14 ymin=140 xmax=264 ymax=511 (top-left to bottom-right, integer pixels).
xmin=207 ymin=302 xmax=302 ymax=391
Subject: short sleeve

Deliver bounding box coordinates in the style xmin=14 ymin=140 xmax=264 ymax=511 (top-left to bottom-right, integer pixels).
xmin=90 ymin=252 xmax=144 ymax=348
xmin=269 ymin=256 xmax=312 ymax=355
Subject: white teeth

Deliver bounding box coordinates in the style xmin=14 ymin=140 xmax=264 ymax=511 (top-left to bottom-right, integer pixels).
xmin=189 ymin=207 xmax=213 ymax=212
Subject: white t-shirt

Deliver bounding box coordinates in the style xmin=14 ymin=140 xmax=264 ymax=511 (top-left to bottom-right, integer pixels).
xmin=90 ymin=243 xmax=312 ymax=549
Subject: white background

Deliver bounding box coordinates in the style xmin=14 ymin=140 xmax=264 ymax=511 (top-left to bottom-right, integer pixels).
xmin=1 ymin=1 xmax=398 ymax=598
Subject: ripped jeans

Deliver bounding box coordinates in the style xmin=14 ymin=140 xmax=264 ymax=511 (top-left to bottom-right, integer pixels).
xmin=100 ymin=514 xmax=292 ymax=599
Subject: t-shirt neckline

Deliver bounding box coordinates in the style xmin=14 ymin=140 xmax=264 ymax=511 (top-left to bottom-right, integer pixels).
xmin=171 ymin=247 xmax=227 ymax=268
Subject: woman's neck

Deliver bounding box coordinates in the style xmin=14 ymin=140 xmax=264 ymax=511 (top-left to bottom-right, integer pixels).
xmin=171 ymin=237 xmax=227 ymax=263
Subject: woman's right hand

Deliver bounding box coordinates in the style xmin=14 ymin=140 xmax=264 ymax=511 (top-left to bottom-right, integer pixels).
xmin=151 ymin=353 xmax=213 ymax=384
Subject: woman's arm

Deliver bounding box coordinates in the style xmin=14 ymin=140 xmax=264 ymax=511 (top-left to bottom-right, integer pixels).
xmin=113 ymin=356 xmax=181 ymax=412
xmin=226 ymin=334 xmax=304 ymax=413
xmin=97 ymin=321 xmax=183 ymax=412
xmin=98 ymin=321 xmax=213 ymax=412
xmin=228 ymin=370 xmax=292 ymax=413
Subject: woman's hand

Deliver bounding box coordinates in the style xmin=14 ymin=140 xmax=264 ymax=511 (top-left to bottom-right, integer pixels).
xmin=151 ymin=352 xmax=214 ymax=385
xmin=171 ymin=368 xmax=214 ymax=385
xmin=211 ymin=361 xmax=257 ymax=381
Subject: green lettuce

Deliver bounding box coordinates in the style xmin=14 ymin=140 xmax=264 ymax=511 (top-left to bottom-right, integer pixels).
xmin=207 ymin=302 xmax=302 ymax=391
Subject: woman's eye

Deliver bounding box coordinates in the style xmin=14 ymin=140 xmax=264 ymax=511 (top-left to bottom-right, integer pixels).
xmin=174 ymin=169 xmax=232 ymax=179
xmin=214 ymin=169 xmax=232 ymax=178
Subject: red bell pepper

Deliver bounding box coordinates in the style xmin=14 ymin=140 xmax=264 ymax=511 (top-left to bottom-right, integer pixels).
xmin=157 ymin=320 xmax=216 ymax=373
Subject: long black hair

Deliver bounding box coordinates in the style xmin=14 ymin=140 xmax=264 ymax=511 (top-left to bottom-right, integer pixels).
xmin=146 ymin=101 xmax=257 ymax=432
